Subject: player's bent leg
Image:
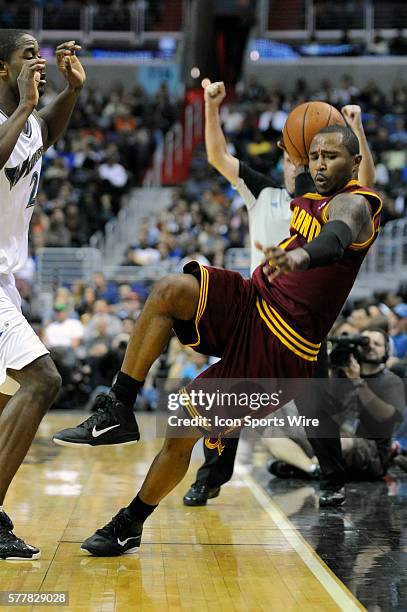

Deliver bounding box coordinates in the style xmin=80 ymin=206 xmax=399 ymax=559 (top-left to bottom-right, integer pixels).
xmin=81 ymin=430 xmax=201 ymax=557
xmin=0 ymin=354 xmax=61 ymax=560
xmin=53 ymin=273 xmax=201 ymax=448
xmin=121 ymin=273 xmax=201 ymax=381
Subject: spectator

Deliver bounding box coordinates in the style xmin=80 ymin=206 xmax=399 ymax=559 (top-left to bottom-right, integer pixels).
xmin=45 ymin=208 xmax=70 ymax=247
xmin=43 ymin=303 xmax=84 ymax=349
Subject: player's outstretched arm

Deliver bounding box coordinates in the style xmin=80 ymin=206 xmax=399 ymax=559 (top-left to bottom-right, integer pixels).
xmin=37 ymin=41 xmax=86 ymax=150
xmin=342 ymin=105 xmax=375 ymax=187
xmin=0 ymin=59 xmax=45 ymax=169
xmin=257 ymin=193 xmax=372 ymax=281
xmin=203 ymin=80 xmax=239 ymax=185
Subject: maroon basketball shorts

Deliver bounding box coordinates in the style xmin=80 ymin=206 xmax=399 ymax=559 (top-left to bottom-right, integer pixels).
xmin=172 ymin=261 xmax=319 ymax=443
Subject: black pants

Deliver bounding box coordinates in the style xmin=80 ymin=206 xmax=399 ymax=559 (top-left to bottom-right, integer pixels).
xmin=193 ymin=341 xmax=346 ymax=490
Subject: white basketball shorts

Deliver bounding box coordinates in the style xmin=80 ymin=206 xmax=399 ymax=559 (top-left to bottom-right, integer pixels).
xmin=0 ymin=274 xmax=49 ymax=396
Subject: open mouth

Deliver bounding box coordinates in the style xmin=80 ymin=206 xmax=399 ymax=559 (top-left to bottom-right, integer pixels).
xmin=315 ymin=173 xmax=328 ymax=184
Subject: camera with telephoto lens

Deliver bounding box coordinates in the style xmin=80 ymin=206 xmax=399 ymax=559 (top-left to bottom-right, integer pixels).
xmin=328 ymin=334 xmax=370 ymax=370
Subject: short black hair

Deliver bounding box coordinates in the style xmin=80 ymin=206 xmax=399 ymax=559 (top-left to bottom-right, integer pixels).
xmin=0 ymin=29 xmax=27 ymax=62
xmin=317 ymin=124 xmax=360 ymax=156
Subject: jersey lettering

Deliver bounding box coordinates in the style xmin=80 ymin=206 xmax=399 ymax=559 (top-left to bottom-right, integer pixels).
xmin=4 ymin=146 xmax=43 ymax=190
xmin=291 ymin=205 xmax=321 ymax=242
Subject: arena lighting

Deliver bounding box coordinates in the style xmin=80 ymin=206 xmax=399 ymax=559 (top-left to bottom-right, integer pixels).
xmin=190 ymin=66 xmax=201 ymax=78
xmin=250 ymin=49 xmax=260 ymax=61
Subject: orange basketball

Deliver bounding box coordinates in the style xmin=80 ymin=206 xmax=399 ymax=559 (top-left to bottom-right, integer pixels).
xmin=282 ymin=101 xmax=345 ymax=164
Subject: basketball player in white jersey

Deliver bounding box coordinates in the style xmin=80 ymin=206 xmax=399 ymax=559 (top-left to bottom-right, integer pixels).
xmin=183 ymin=80 xmax=376 ymax=507
xmin=0 ymin=29 xmax=85 ymax=559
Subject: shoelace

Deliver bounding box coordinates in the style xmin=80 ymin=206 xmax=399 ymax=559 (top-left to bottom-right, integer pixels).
xmin=97 ymin=509 xmax=130 ymax=537
xmin=78 ymin=396 xmax=116 ymax=430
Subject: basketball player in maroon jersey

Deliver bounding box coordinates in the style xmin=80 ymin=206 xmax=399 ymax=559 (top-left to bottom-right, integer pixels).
xmin=78 ymin=123 xmax=382 ymax=556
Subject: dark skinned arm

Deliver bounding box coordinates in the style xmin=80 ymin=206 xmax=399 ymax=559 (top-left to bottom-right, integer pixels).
xmin=37 ymin=87 xmax=81 ymax=150
xmin=256 ymin=192 xmax=372 ymax=281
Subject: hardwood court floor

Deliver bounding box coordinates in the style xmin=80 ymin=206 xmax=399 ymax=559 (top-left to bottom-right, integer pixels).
xmin=0 ymin=413 xmax=364 ymax=612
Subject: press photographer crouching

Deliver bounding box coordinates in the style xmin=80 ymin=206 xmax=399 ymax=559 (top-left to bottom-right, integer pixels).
xmin=330 ymin=329 xmax=405 ymax=479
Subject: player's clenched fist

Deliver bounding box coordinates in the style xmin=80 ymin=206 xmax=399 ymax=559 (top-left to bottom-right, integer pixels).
xmin=203 ymin=79 xmax=226 ymax=108
xmin=341 ymin=105 xmax=363 ymax=131
xmin=17 ymin=58 xmax=46 ymax=110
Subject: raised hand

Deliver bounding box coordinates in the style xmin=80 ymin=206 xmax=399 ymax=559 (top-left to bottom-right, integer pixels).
xmin=341 ymin=105 xmax=363 ymax=131
xmin=56 ymin=41 xmax=86 ymax=91
xmin=17 ymin=58 xmax=46 ymax=110
xmin=203 ymin=80 xmax=226 ymax=108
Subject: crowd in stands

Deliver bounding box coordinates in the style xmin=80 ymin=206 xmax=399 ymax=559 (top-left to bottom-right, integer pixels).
xmin=27 ymin=80 xmax=177 ymax=253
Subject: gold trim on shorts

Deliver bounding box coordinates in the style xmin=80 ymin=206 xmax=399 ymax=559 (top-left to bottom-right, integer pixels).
xmin=184 ymin=263 xmax=209 ymax=348
xmin=256 ymin=298 xmax=320 ymax=362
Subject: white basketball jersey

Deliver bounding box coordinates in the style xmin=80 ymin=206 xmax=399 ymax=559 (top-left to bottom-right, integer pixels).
xmin=246 ymin=187 xmax=292 ymax=273
xmin=0 ymin=111 xmax=43 ymax=274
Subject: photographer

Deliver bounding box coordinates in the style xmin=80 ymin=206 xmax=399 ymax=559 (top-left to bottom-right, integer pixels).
xmin=333 ymin=329 xmax=405 ymax=479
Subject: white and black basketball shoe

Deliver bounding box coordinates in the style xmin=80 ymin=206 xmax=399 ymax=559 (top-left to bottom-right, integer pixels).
xmin=81 ymin=508 xmax=143 ymax=556
xmin=0 ymin=511 xmax=41 ymax=560
xmin=52 ymin=393 xmax=140 ymax=447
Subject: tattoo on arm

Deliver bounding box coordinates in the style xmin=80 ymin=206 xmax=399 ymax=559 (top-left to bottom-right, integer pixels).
xmin=327 ymin=193 xmax=371 ymax=242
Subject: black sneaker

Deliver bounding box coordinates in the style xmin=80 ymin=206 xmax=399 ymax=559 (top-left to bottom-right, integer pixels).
xmin=183 ymin=483 xmax=221 ymax=506
xmin=319 ymin=486 xmax=346 ymax=507
xmin=52 ymin=394 xmax=140 ymax=447
xmin=0 ymin=511 xmax=40 ymax=560
xmin=267 ymin=460 xmax=310 ymax=480
xmin=81 ymin=508 xmax=143 ymax=557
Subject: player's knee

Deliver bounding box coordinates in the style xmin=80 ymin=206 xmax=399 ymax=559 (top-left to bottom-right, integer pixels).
xmin=42 ymin=366 xmax=62 ymax=401
xmin=35 ymin=367 xmax=62 ymax=405
xmin=152 ymin=274 xmax=200 ymax=319
xmin=20 ymin=356 xmax=62 ymax=403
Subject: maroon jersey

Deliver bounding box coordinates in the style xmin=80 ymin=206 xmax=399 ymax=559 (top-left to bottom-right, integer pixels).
xmin=252 ymin=180 xmax=382 ymax=343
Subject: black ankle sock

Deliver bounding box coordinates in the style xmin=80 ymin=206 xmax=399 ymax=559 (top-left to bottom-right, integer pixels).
xmin=111 ymin=371 xmax=144 ymax=411
xmin=127 ymin=493 xmax=158 ymax=523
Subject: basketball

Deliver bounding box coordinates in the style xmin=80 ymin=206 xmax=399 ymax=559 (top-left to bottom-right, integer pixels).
xmin=282 ymin=101 xmax=346 ymax=164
